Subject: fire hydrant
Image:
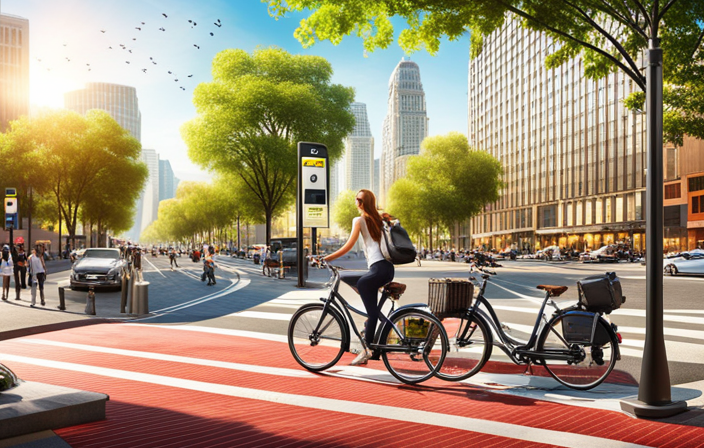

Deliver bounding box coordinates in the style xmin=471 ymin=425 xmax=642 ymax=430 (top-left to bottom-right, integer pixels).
xmin=85 ymin=287 xmax=96 ymax=315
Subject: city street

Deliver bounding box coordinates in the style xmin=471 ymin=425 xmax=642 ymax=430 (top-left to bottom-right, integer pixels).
xmin=3 ymin=256 xmax=704 ymax=446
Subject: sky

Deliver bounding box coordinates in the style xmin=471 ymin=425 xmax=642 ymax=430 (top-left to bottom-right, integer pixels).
xmin=1 ymin=0 xmax=471 ymax=182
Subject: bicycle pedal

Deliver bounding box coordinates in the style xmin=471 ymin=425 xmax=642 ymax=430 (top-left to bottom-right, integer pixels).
xmin=371 ymin=352 xmax=381 ymax=361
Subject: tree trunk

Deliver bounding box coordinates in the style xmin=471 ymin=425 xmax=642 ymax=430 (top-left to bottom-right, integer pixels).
xmin=28 ymin=188 xmax=33 ymax=251
xmin=429 ymin=225 xmax=433 ymax=252
xmin=265 ymin=208 xmax=273 ymax=246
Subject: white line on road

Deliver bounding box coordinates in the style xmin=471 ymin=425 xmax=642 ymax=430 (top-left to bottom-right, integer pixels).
xmin=0 ymin=353 xmax=649 ymax=448
xmin=17 ymin=339 xmax=315 ymax=378
xmin=142 ymin=255 xmax=166 ymax=278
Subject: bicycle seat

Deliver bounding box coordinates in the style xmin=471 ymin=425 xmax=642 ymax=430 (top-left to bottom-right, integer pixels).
xmin=383 ymin=282 xmax=407 ymax=296
xmin=536 ymin=285 xmax=568 ymax=297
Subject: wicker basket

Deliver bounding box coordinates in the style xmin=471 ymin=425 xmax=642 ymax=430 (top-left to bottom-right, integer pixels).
xmin=428 ymin=278 xmax=474 ymax=319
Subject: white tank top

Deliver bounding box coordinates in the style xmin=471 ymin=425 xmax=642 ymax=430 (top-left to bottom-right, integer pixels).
xmin=354 ymin=216 xmax=386 ymax=268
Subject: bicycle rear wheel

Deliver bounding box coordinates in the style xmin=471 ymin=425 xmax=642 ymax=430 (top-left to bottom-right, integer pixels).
xmin=436 ymin=314 xmax=492 ymax=381
xmin=380 ymin=309 xmax=448 ymax=385
xmin=288 ymin=304 xmax=348 ymax=372
xmin=538 ymin=314 xmax=617 ymax=390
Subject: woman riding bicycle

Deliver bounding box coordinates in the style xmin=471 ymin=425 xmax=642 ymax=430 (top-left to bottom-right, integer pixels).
xmin=322 ymin=189 xmax=394 ymax=366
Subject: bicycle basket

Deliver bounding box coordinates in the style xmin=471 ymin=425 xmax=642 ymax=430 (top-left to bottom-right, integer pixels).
xmin=428 ymin=278 xmax=474 ymax=319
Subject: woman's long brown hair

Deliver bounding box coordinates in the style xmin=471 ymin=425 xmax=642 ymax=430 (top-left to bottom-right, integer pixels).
xmin=357 ymin=189 xmax=388 ymax=242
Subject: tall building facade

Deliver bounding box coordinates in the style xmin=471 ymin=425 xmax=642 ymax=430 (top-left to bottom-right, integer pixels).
xmin=380 ymin=58 xmax=429 ymax=205
xmin=0 ymin=13 xmax=29 ymax=132
xmin=468 ymin=20 xmax=650 ymax=253
xmin=140 ymin=149 xmax=160 ymax=232
xmin=65 ymin=83 xmax=141 ymax=140
xmin=344 ymin=102 xmax=374 ymax=192
xmin=159 ymin=158 xmax=180 ymax=202
xmin=373 ymin=158 xmax=380 ymax=198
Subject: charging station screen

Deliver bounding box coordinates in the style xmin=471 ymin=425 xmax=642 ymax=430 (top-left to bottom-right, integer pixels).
xmin=304 ymin=189 xmax=326 ymax=205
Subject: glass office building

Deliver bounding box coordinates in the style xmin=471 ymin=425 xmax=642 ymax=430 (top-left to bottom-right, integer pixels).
xmin=468 ymin=20 xmax=652 ymax=253
xmin=380 ymin=58 xmax=428 ymax=206
xmin=344 ymin=102 xmax=374 ymax=192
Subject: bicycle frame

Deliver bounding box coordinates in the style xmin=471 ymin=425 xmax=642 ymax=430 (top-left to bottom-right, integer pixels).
xmin=311 ymin=265 xmax=423 ymax=353
xmin=462 ymin=274 xmax=613 ymax=365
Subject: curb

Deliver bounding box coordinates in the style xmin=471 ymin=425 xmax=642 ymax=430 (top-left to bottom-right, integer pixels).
xmin=0 ymin=318 xmax=113 ymax=342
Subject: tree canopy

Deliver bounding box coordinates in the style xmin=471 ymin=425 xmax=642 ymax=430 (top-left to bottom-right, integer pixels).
xmin=387 ymin=132 xmax=503 ymax=247
xmin=332 ymin=190 xmax=360 ymax=233
xmin=1 ymin=109 xmax=147 ymax=244
xmin=268 ymin=0 xmax=704 ymax=144
xmin=182 ymin=47 xmax=356 ymax=244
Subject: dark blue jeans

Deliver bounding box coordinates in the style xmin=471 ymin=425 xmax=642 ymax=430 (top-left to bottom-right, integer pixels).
xmin=356 ymin=260 xmax=394 ymax=345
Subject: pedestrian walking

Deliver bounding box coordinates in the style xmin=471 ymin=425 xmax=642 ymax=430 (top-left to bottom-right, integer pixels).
xmin=13 ymin=243 xmax=28 ymax=300
xmin=1 ymin=245 xmax=13 ymax=301
xmin=204 ymin=249 xmax=216 ymax=286
xmin=28 ymin=246 xmax=47 ymax=307
xmin=169 ymin=247 xmax=179 ymax=270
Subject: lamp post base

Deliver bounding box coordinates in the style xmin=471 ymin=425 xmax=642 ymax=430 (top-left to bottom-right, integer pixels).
xmin=620 ymin=398 xmax=687 ymax=419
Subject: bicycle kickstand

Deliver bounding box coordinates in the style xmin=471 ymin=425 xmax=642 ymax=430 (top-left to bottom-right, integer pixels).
xmin=524 ymin=362 xmax=535 ymax=376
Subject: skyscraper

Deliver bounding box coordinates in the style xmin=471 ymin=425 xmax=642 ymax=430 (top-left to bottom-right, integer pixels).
xmin=344 ymin=102 xmax=374 ymax=192
xmin=468 ymin=20 xmax=649 ymax=253
xmin=373 ymin=158 xmax=380 ymax=198
xmin=159 ymin=158 xmax=180 ymax=202
xmin=0 ymin=13 xmax=29 ymax=132
xmin=65 ymin=83 xmax=141 ymax=140
xmin=140 ymin=149 xmax=160 ymax=233
xmin=379 ymin=58 xmax=428 ymax=206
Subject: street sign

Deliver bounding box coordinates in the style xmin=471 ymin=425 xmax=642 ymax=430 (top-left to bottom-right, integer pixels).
xmin=5 ymin=198 xmax=18 ymax=214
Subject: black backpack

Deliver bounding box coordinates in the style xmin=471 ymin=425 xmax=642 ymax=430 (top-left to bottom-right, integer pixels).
xmin=380 ymin=220 xmax=417 ymax=265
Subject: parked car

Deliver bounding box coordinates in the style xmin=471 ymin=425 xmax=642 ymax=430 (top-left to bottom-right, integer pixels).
xmin=70 ymin=248 xmax=127 ymax=290
xmin=664 ymin=250 xmax=704 ymax=276
xmin=581 ymin=245 xmax=619 ymax=263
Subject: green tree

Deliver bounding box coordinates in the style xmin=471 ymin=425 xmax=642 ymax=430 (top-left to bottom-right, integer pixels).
xmin=182 ymin=47 xmax=356 ymax=245
xmin=268 ymin=0 xmax=704 ymax=144
xmin=332 ymin=190 xmax=360 ymax=233
xmin=2 ymin=110 xmax=147 ymax=246
xmin=387 ymin=133 xmax=503 ymax=250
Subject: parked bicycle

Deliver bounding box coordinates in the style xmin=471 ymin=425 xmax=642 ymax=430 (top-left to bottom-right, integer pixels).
xmin=435 ymin=268 xmax=624 ymax=390
xmin=288 ymin=263 xmax=449 ymax=384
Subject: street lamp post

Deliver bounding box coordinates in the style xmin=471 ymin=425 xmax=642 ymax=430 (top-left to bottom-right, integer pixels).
xmin=620 ymin=38 xmax=687 ymax=418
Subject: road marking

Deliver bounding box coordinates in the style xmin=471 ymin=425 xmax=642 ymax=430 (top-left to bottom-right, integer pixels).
xmin=142 ymin=256 xmax=166 ymax=278
xmin=0 ymin=353 xmax=650 ymax=448
xmin=123 ymin=323 xmax=290 ymax=343
xmin=17 ymin=339 xmax=316 ymax=378
xmin=227 ymin=310 xmax=292 ymax=321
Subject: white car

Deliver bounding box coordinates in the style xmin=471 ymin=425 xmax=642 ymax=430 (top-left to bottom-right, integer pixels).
xmin=664 ymin=250 xmax=704 ymax=276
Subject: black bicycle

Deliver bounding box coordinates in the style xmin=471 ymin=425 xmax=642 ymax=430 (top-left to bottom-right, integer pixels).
xmin=436 ymin=268 xmax=622 ymax=390
xmin=288 ymin=264 xmax=449 ymax=385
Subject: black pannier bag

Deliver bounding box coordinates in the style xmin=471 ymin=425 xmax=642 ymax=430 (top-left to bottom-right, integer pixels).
xmin=577 ymin=272 xmax=625 ymax=314
xmin=561 ymin=311 xmax=612 ymax=345
xmin=428 ymin=278 xmax=474 ymax=319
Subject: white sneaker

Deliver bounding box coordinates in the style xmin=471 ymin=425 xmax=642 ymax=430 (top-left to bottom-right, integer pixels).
xmin=350 ymin=348 xmax=372 ymax=366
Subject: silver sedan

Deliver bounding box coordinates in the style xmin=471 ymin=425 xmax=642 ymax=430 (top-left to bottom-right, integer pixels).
xmin=664 ymin=250 xmax=704 ymax=276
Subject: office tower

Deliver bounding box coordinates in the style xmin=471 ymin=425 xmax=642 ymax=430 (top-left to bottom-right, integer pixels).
xmin=467 ymin=20 xmax=649 ymax=253
xmin=373 ymin=158 xmax=380 ymax=198
xmin=159 ymin=158 xmax=179 ymax=202
xmin=65 ymin=83 xmax=141 ymax=140
xmin=0 ymin=13 xmax=29 ymax=132
xmin=344 ymin=102 xmax=374 ymax=192
xmin=379 ymin=58 xmax=428 ymax=206
xmin=141 ymin=149 xmax=160 ymax=231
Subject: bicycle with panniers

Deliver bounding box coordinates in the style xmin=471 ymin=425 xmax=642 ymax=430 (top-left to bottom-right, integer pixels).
xmin=431 ymin=266 xmax=625 ymax=390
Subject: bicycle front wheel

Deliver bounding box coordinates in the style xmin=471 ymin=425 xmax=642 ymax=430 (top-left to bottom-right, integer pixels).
xmin=436 ymin=314 xmax=492 ymax=381
xmin=538 ymin=314 xmax=617 ymax=390
xmin=288 ymin=304 xmax=348 ymax=372
xmin=380 ymin=309 xmax=448 ymax=385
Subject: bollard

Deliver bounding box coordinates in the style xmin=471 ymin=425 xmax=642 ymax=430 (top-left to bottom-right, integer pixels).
xmin=120 ymin=274 xmax=128 ymax=313
xmin=131 ymin=282 xmax=149 ymax=315
xmin=57 ymin=286 xmax=66 ymax=311
xmin=85 ymin=287 xmax=96 ymax=315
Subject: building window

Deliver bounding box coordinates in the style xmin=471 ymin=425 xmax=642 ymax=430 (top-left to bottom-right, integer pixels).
xmin=693 ymin=195 xmax=704 ymax=214
xmin=664 ymin=205 xmax=681 ymax=227
xmin=689 ymin=176 xmax=704 ymax=193
xmin=665 ymin=183 xmax=681 ymax=199
xmin=538 ymin=204 xmax=557 ymax=228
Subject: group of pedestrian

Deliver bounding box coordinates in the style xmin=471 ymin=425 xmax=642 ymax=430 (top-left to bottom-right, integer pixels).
xmin=1 ymin=242 xmax=47 ymax=307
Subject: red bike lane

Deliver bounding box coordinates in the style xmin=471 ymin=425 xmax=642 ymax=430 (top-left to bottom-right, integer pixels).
xmin=0 ymin=323 xmax=702 ymax=448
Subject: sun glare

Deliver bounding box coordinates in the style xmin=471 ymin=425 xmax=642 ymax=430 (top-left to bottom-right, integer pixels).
xmin=30 ymin=70 xmax=81 ymax=110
